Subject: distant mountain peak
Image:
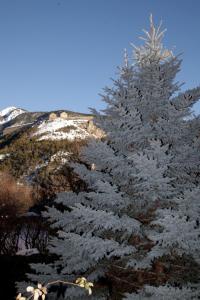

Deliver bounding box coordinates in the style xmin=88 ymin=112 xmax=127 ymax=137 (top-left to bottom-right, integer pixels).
xmin=0 ymin=106 xmax=18 ymax=116
xmin=0 ymin=106 xmax=27 ymax=124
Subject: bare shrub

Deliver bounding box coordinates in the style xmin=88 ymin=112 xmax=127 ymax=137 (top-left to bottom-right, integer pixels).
xmin=0 ymin=171 xmax=36 ymax=254
xmin=0 ymin=171 xmax=34 ymax=220
xmin=19 ymin=216 xmax=50 ymax=254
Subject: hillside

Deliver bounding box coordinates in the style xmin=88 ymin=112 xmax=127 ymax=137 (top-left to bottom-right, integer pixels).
xmin=0 ymin=106 xmax=102 ymax=202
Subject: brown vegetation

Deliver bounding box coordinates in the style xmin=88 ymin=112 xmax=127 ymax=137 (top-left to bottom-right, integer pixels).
xmin=0 ymin=171 xmax=45 ymax=255
xmin=0 ymin=171 xmax=34 ymax=219
xmin=0 ymin=128 xmax=86 ymax=178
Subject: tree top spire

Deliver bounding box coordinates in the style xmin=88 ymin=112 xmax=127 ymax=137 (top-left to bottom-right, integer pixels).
xmin=132 ymin=14 xmax=173 ymax=65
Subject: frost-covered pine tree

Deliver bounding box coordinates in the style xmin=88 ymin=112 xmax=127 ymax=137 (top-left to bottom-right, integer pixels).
xmin=18 ymin=56 xmax=144 ymax=299
xmin=19 ymin=15 xmax=200 ymax=299
xmin=122 ymin=16 xmax=200 ymax=299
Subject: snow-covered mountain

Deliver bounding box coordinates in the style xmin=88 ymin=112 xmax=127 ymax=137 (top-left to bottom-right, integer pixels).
xmin=0 ymin=106 xmax=26 ymax=125
xmin=0 ymin=106 xmax=103 ymax=140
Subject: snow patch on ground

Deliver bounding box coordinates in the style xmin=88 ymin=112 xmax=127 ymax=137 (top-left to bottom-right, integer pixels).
xmin=0 ymin=153 xmax=10 ymax=160
xmin=35 ymin=118 xmax=90 ymax=141
xmin=50 ymin=151 xmax=71 ymax=164
xmin=16 ymin=248 xmax=39 ymax=256
xmin=22 ymin=212 xmax=40 ymax=217
xmin=35 ymin=162 xmax=49 ymax=170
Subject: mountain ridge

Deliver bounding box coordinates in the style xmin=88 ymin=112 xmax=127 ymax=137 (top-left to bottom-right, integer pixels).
xmin=0 ymin=106 xmax=96 ymax=137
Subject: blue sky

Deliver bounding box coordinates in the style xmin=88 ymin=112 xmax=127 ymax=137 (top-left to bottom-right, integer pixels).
xmin=0 ymin=0 xmax=200 ymax=114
